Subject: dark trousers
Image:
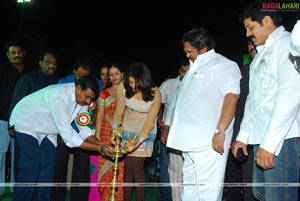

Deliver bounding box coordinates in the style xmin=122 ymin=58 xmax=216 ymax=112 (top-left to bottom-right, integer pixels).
xmin=14 ymin=138 xmax=20 ymax=182
xmin=51 ymin=135 xmax=91 ymax=201
xmin=223 ymin=145 xmax=257 ymax=201
xmin=223 ymin=149 xmax=243 ymax=201
xmin=159 ymin=142 xmax=172 ymax=201
xmin=241 ymin=145 xmax=257 ymax=201
xmin=14 ymin=131 xmax=56 ymax=201
xmin=124 ymin=156 xmax=146 ymax=201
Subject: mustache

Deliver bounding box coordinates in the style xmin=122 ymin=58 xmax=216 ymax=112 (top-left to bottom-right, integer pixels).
xmin=14 ymin=56 xmax=22 ymax=60
xmin=248 ymin=35 xmax=255 ymax=40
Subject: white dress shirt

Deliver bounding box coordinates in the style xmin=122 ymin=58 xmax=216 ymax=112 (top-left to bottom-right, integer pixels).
xmin=159 ymin=75 xmax=181 ymax=122
xmin=165 ymin=49 xmax=241 ymax=151
xmin=237 ymin=26 xmax=300 ymax=155
xmin=10 ymin=83 xmax=95 ymax=148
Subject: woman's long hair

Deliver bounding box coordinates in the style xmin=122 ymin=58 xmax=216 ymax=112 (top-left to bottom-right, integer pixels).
xmin=123 ymin=62 xmax=155 ymax=102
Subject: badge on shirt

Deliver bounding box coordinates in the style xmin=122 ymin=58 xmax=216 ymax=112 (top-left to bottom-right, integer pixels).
xmin=88 ymin=101 xmax=96 ymax=111
xmin=76 ymin=113 xmax=91 ymax=126
xmin=76 ymin=101 xmax=97 ymax=130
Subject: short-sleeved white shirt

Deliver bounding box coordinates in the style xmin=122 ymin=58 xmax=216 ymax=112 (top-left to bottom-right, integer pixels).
xmin=159 ymin=76 xmax=181 ymax=122
xmin=166 ymin=49 xmax=241 ymax=151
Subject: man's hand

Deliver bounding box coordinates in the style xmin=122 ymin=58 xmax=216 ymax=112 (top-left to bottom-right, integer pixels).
xmin=231 ymin=141 xmax=248 ymax=157
xmin=160 ymin=125 xmax=170 ymax=144
xmin=157 ymin=120 xmax=164 ymax=129
xmin=86 ymin=135 xmax=102 ymax=145
xmin=8 ymin=128 xmax=15 ymax=137
xmin=99 ymin=143 xmax=113 ymax=158
xmin=256 ymin=147 xmax=275 ymax=169
xmin=212 ymin=133 xmax=225 ymax=154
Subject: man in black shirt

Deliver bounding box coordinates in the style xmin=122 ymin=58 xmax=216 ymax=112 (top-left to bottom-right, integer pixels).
xmin=0 ymin=40 xmax=33 ymax=196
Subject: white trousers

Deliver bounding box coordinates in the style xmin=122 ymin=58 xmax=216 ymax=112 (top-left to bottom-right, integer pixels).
xmin=181 ymin=146 xmax=229 ymax=201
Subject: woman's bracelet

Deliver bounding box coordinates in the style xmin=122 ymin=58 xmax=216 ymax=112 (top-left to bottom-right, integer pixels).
xmin=138 ymin=136 xmax=145 ymax=143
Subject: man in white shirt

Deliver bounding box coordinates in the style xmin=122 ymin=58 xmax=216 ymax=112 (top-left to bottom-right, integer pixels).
xmin=159 ymin=58 xmax=189 ymax=201
xmin=232 ymin=1 xmax=300 ymax=201
xmin=9 ymin=76 xmax=112 ymax=201
xmin=163 ymin=28 xmax=241 ymax=201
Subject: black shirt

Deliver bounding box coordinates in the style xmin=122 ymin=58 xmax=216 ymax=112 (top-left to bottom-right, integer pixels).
xmin=0 ymin=61 xmax=32 ymax=121
xmin=9 ymin=69 xmax=61 ymax=120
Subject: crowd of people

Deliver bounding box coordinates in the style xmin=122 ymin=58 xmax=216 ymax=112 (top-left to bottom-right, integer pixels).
xmin=0 ymin=0 xmax=300 ymax=201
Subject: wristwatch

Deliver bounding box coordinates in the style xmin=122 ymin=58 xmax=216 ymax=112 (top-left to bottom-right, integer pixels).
xmin=215 ymin=128 xmax=225 ymax=134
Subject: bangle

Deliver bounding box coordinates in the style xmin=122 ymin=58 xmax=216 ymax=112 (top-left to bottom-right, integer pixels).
xmin=138 ymin=136 xmax=145 ymax=143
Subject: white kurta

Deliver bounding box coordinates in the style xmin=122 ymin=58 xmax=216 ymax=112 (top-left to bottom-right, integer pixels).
xmin=166 ymin=49 xmax=241 ymax=152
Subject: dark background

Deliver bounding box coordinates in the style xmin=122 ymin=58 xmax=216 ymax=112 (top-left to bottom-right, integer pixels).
xmin=1 ymin=0 xmax=299 ymax=85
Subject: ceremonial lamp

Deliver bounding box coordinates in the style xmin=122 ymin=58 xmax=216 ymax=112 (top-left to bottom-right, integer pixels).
xmin=109 ymin=125 xmax=127 ymax=201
